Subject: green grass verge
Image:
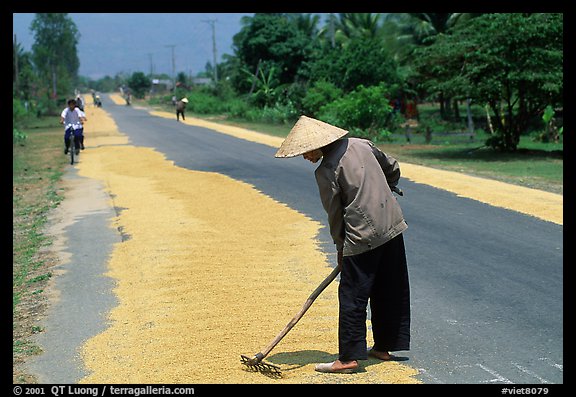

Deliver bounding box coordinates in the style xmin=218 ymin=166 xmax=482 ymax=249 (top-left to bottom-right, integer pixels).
xmin=13 ymin=118 xmax=67 ymax=383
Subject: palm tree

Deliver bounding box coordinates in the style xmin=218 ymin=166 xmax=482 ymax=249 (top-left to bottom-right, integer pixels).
xmin=382 ymin=13 xmax=483 ymax=120
xmin=318 ymin=13 xmax=384 ymax=48
xmin=408 ymin=13 xmax=463 ymax=40
xmin=383 ymin=13 xmax=477 ymax=60
xmin=340 ymin=13 xmax=384 ymax=40
xmin=287 ymin=13 xmax=321 ymax=39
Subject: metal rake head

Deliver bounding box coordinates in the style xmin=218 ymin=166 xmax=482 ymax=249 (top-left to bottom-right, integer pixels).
xmin=240 ymin=354 xmax=282 ymax=376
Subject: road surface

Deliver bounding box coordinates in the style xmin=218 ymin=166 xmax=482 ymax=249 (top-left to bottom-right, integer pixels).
xmin=26 ymin=94 xmax=563 ymax=385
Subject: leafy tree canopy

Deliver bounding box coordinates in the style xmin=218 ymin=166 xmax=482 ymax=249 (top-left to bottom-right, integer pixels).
xmin=308 ymin=37 xmax=402 ymax=93
xmin=233 ymin=13 xmax=318 ymax=89
xmin=412 ymin=13 xmax=563 ymax=150
xmin=127 ymin=72 xmax=152 ymax=99
xmin=30 ymin=13 xmax=80 ymax=87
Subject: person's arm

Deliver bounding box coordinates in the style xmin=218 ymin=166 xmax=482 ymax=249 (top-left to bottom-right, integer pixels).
xmin=369 ymin=142 xmax=401 ymax=188
xmin=315 ymin=167 xmax=345 ymax=253
xmin=76 ymin=108 xmax=87 ymax=124
xmin=60 ymin=108 xmax=67 ymax=124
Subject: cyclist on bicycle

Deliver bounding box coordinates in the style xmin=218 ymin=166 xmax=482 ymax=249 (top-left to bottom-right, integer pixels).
xmin=60 ymin=98 xmax=87 ymax=155
xmin=76 ymin=94 xmax=85 ymax=111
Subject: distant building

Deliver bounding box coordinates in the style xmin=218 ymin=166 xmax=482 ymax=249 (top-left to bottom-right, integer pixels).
xmin=150 ymin=79 xmax=173 ymax=93
xmin=191 ymin=77 xmax=213 ymax=87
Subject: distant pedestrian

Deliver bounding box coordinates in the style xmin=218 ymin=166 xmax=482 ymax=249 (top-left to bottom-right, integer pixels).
xmin=176 ymin=98 xmax=188 ymax=121
xmin=124 ymin=88 xmax=132 ymax=106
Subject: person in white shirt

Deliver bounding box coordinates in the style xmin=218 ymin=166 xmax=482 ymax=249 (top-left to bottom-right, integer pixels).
xmin=60 ymin=98 xmax=87 ymax=155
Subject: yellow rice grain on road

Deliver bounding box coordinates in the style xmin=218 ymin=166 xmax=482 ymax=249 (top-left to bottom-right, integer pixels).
xmin=137 ymin=94 xmax=562 ymax=227
xmin=76 ymin=99 xmax=420 ymax=383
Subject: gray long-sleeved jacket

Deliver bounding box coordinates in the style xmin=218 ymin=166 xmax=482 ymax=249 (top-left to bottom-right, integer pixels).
xmin=315 ymin=137 xmax=408 ymax=257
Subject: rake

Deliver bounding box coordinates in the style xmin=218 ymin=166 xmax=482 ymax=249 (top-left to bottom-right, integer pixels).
xmin=240 ymin=264 xmax=341 ymax=375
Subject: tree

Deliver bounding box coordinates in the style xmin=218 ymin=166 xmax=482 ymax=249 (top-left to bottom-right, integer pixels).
xmin=408 ymin=13 xmax=466 ymax=39
xmin=13 ymin=39 xmax=38 ymax=101
xmin=231 ymin=13 xmax=317 ymax=93
xmin=382 ymin=13 xmax=484 ymax=119
xmin=286 ymin=13 xmax=321 ymax=39
xmin=308 ymin=37 xmax=401 ymax=93
xmin=382 ymin=13 xmax=467 ymax=58
xmin=413 ymin=13 xmax=563 ymax=151
xmin=30 ymin=13 xmax=80 ymax=102
xmin=127 ymin=72 xmax=152 ymax=99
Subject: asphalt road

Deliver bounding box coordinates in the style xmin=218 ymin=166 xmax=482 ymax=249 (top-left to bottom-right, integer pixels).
xmin=29 ymin=95 xmax=563 ymax=384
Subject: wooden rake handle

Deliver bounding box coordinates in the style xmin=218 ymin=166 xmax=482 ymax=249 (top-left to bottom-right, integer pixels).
xmin=257 ymin=264 xmax=342 ymax=361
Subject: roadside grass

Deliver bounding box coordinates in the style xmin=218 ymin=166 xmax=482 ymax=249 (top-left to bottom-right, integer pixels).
xmin=378 ymin=134 xmax=563 ymax=195
xmin=13 ymin=118 xmax=67 ymax=383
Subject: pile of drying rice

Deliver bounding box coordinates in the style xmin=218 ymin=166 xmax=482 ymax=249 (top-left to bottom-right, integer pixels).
xmin=75 ymin=97 xmax=421 ymax=384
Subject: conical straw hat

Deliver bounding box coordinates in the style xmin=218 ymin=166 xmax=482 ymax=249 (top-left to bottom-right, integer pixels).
xmin=275 ymin=115 xmax=348 ymax=158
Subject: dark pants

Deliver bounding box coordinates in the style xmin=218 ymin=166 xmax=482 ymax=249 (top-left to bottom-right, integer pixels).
xmin=176 ymin=110 xmax=185 ymax=121
xmin=338 ymin=233 xmax=410 ymax=362
xmin=64 ymin=127 xmax=83 ymax=150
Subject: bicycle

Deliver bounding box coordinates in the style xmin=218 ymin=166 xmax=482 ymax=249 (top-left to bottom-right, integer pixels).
xmin=63 ymin=123 xmax=82 ymax=165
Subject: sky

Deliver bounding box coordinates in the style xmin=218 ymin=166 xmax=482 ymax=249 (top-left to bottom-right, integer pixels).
xmin=12 ymin=13 xmax=256 ymax=80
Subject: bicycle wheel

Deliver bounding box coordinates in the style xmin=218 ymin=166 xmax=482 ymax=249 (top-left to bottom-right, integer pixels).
xmin=70 ymin=138 xmax=75 ymax=165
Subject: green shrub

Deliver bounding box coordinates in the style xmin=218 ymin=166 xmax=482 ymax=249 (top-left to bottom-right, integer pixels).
xmin=260 ymin=102 xmax=299 ymax=124
xmin=13 ymin=128 xmax=27 ymax=144
xmin=233 ymin=101 xmax=299 ymax=125
xmin=347 ymin=127 xmax=392 ymax=143
xmin=188 ymin=92 xmax=223 ymax=114
xmin=317 ymin=83 xmax=393 ymax=141
xmin=301 ymin=80 xmax=343 ymax=117
xmin=226 ymin=98 xmax=251 ymax=119
xmin=13 ymin=99 xmax=28 ymax=126
xmin=34 ymin=97 xmax=61 ymax=117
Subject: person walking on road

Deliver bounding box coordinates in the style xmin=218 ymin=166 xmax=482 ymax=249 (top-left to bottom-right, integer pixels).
xmin=275 ymin=115 xmax=411 ymax=374
xmin=176 ymin=97 xmax=188 ymax=121
xmin=60 ymin=98 xmax=87 ymax=155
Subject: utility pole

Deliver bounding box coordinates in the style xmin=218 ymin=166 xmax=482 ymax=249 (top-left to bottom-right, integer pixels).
xmin=147 ymin=53 xmax=154 ymax=76
xmin=165 ymin=44 xmax=176 ymax=93
xmin=202 ymin=19 xmax=218 ymax=83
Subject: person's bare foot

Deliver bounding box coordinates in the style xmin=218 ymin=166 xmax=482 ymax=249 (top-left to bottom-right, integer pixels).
xmin=368 ymin=349 xmax=395 ymax=360
xmin=315 ymin=359 xmax=358 ymax=373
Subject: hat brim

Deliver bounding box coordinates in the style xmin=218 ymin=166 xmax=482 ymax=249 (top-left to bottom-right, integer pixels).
xmin=275 ymin=116 xmax=348 ymax=158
